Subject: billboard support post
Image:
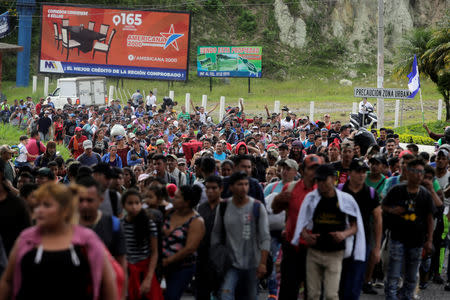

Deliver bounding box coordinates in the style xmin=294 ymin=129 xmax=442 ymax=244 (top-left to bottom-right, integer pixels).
xmin=248 ymin=78 xmax=251 ymax=94
xmin=274 ymin=100 xmax=280 ymax=114
xmin=210 ymin=77 xmax=212 ymax=92
xmin=109 ymin=85 xmax=115 ymax=102
xmin=16 ymin=0 xmax=35 ymax=87
xmin=169 ymin=91 xmax=174 ymax=101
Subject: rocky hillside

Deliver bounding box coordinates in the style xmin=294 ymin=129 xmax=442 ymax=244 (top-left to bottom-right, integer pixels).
xmin=0 ymin=0 xmax=448 ymax=80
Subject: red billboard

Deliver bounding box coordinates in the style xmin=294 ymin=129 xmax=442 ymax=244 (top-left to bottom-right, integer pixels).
xmin=39 ymin=4 xmax=191 ymax=80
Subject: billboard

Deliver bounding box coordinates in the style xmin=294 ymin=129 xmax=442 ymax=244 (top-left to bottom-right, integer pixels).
xmin=39 ymin=4 xmax=191 ymax=81
xmin=197 ymin=46 xmax=262 ymax=78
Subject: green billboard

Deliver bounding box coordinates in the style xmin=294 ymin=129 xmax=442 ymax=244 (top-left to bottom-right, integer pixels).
xmin=197 ymin=46 xmax=262 ymax=78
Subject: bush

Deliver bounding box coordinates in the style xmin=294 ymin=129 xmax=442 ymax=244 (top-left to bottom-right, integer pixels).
xmin=398 ymin=134 xmax=436 ymax=146
xmin=238 ymin=10 xmax=257 ymax=35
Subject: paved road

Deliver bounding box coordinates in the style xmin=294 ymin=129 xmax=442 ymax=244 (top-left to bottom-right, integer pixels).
xmin=180 ymin=281 xmax=450 ymax=299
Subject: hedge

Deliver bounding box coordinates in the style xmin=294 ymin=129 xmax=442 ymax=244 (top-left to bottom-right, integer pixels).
xmin=398 ymin=134 xmax=436 ymax=146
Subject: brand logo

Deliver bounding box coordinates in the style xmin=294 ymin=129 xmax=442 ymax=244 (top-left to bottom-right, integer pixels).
xmin=44 ymin=61 xmax=58 ymax=70
xmin=127 ymin=24 xmax=184 ymax=51
xmin=128 ymin=54 xmax=135 ymax=61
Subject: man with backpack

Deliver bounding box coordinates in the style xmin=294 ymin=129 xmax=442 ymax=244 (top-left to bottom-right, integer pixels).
xmin=339 ymin=159 xmax=382 ymax=298
xmin=77 ymin=176 xmax=127 ymax=300
xmin=211 ymin=171 xmax=270 ymax=300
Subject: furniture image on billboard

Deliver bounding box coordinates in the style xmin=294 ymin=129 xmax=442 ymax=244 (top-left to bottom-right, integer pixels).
xmin=62 ymin=19 xmax=69 ymax=27
xmin=61 ymin=27 xmax=80 ymax=60
xmin=53 ymin=23 xmax=62 ymax=49
xmin=92 ymin=29 xmax=116 ymax=64
xmin=62 ymin=25 xmax=107 ymax=53
xmin=88 ymin=21 xmax=95 ymax=31
xmin=98 ymin=24 xmax=109 ymax=42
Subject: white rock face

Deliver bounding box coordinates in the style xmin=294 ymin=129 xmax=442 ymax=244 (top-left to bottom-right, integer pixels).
xmin=273 ymin=0 xmax=306 ymax=48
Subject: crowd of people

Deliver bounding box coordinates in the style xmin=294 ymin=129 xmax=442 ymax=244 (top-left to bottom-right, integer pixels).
xmin=0 ymin=90 xmax=449 ymax=300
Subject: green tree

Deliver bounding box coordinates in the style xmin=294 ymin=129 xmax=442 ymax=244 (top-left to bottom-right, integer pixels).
xmin=394 ymin=26 xmax=450 ymax=120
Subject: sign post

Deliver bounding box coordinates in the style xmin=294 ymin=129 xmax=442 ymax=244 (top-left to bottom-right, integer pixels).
xmin=219 ymin=96 xmax=225 ymax=122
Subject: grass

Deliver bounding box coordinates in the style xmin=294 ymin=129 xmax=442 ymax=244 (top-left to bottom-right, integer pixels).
xmin=0 ymin=65 xmax=447 ymax=132
xmin=0 ymin=124 xmax=71 ymax=160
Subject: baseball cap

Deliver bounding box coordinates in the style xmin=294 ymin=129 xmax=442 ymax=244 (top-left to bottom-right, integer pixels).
xmin=128 ymin=133 xmax=136 ymax=139
xmin=303 ymin=154 xmax=324 ymax=168
xmin=156 ymin=139 xmax=165 ymax=146
xmin=74 ymin=127 xmax=82 ymax=132
xmin=314 ymin=164 xmax=336 ymax=181
xmin=279 ymin=159 xmax=299 ymax=170
xmin=167 ymin=154 xmax=177 ymax=161
xmin=369 ymin=154 xmax=388 ymax=165
xmin=349 ymin=159 xmax=370 ymax=171
xmin=177 ymin=158 xmax=186 ymax=165
xmin=115 ymin=135 xmax=124 ymax=141
xmin=399 ymin=150 xmax=413 ymax=158
xmin=138 ymin=173 xmax=150 ymax=182
xmin=83 ymin=140 xmax=93 ymax=149
xmin=437 ymin=148 xmax=449 ymax=158
xmin=37 ymin=167 xmax=55 ymax=180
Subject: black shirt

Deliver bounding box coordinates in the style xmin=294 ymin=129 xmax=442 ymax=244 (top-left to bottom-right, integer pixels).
xmin=342 ymin=183 xmax=380 ymax=244
xmin=0 ymin=193 xmax=30 ymax=255
xmin=382 ymin=184 xmax=434 ymax=247
xmin=197 ymin=201 xmax=219 ymax=260
xmin=38 ymin=117 xmax=52 ymax=134
xmin=312 ymin=195 xmax=350 ymax=252
xmin=88 ymin=214 xmax=126 ymax=257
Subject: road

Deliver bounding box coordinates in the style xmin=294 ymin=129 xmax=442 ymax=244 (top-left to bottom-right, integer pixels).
xmin=180 ymin=281 xmax=450 ymax=299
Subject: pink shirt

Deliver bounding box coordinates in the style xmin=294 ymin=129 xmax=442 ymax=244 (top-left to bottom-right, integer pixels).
xmin=25 ymin=138 xmax=46 ymax=161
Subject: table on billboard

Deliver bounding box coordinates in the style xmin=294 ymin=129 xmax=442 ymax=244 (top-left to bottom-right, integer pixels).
xmin=197 ymin=46 xmax=262 ymax=78
xmin=39 ymin=4 xmax=190 ymax=81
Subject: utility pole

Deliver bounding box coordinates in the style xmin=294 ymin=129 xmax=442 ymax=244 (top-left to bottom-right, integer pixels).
xmin=377 ymin=0 xmax=384 ymax=128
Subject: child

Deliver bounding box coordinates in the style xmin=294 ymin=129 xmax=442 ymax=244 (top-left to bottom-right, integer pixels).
xmin=15 ymin=135 xmax=35 ymax=167
xmin=122 ymin=189 xmax=163 ymax=300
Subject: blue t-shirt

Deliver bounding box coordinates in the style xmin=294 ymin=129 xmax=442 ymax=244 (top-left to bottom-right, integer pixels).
xmin=214 ymin=152 xmax=227 ymax=161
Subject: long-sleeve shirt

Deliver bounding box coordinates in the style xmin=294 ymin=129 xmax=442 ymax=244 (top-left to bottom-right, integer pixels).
xmin=211 ymin=197 xmax=270 ymax=270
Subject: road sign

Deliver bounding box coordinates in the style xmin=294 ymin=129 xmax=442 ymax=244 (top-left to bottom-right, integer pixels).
xmin=354 ymin=87 xmax=412 ymax=99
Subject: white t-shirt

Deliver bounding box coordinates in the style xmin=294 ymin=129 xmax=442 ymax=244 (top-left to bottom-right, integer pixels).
xmin=17 ymin=143 xmax=28 ymax=162
xmin=146 ymin=95 xmax=156 ymax=106
xmin=199 ymin=112 xmax=207 ymax=124
xmin=437 ymin=171 xmax=450 ymax=207
xmin=359 ymin=101 xmax=373 ymax=114
xmin=280 ymin=118 xmax=294 ymax=130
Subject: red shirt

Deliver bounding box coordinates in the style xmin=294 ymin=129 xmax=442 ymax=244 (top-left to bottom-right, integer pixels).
xmin=282 ymin=180 xmax=316 ymax=246
xmin=35 ymin=103 xmax=43 ymax=115
xmin=26 ymin=138 xmax=46 ymax=161
xmin=68 ymin=135 xmax=87 ymax=158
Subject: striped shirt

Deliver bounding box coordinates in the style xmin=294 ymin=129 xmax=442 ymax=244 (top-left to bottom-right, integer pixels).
xmin=122 ymin=218 xmax=158 ymax=264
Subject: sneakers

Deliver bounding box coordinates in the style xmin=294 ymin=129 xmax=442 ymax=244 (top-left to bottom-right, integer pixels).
xmin=419 ymin=281 xmax=429 ymax=290
xmin=445 ymin=282 xmax=450 ymax=291
xmin=373 ymin=280 xmax=384 ymax=288
xmin=362 ymin=282 xmax=378 ymax=295
xmin=267 ymin=295 xmax=277 ymax=300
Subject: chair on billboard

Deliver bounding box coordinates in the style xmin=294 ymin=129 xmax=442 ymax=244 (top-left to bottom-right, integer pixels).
xmin=88 ymin=21 xmax=95 ymax=31
xmin=61 ymin=28 xmax=81 ymax=61
xmin=62 ymin=19 xmax=69 ymax=27
xmin=53 ymin=23 xmax=62 ymax=49
xmin=92 ymin=29 xmax=116 ymax=64
xmin=98 ymin=24 xmax=110 ymax=42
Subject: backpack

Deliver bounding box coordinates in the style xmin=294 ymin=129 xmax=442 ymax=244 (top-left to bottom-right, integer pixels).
xmin=109 ymin=216 xmax=125 ymax=297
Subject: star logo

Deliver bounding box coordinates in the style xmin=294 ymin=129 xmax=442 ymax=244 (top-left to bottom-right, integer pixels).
xmin=160 ymin=24 xmax=184 ymax=51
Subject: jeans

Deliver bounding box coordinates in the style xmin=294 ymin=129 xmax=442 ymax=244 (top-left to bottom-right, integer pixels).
xmin=267 ymin=234 xmax=281 ymax=296
xmin=339 ymin=246 xmax=370 ymax=300
xmin=385 ymin=239 xmax=422 ymax=300
xmin=220 ymin=267 xmax=257 ymax=300
xmin=278 ymin=242 xmax=307 ymax=300
xmin=164 ymin=265 xmax=195 ymax=300
xmin=39 ymin=132 xmax=50 ymax=142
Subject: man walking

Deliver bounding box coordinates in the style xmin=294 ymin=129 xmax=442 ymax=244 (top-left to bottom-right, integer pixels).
xmin=382 ymin=159 xmax=434 ymax=300
xmin=211 ymin=171 xmax=270 ymax=300
xmin=292 ymin=164 xmax=365 ymax=300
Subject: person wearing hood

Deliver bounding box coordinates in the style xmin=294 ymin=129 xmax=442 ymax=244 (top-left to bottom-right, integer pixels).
xmin=289 ymin=140 xmax=305 ymax=165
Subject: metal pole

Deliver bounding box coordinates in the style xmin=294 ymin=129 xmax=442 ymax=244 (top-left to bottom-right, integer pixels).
xmin=210 ymin=77 xmax=212 ymax=92
xmin=376 ymin=0 xmax=384 ymax=129
xmin=248 ymin=78 xmax=251 ymax=93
